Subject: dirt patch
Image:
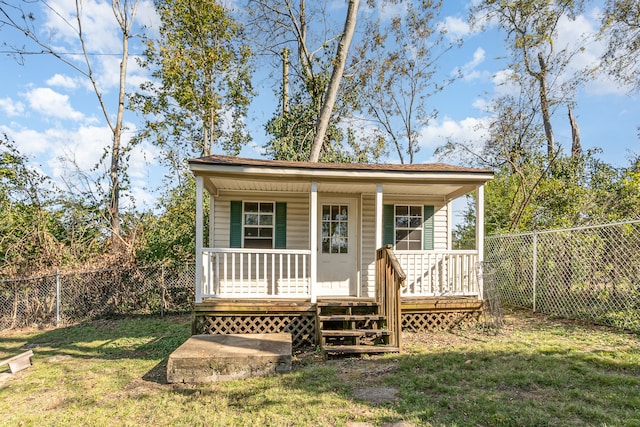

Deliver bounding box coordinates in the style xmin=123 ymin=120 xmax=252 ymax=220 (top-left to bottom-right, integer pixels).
xmin=351 ymin=386 xmax=400 ymax=403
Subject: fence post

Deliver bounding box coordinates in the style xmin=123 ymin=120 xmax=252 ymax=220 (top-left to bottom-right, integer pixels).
xmin=160 ymin=264 xmax=165 ymax=318
xmin=55 ymin=269 xmax=60 ymax=327
xmin=532 ymin=233 xmax=537 ymax=313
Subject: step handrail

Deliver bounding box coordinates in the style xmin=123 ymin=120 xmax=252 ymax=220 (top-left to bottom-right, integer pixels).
xmin=376 ymin=245 xmax=406 ymax=348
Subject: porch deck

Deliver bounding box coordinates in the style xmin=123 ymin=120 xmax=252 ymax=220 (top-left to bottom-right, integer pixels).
xmin=193 ymin=295 xmax=484 ymax=348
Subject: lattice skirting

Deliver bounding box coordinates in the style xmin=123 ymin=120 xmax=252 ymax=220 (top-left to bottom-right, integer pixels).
xmin=193 ymin=314 xmax=316 ymax=348
xmin=402 ymin=310 xmax=482 ymax=332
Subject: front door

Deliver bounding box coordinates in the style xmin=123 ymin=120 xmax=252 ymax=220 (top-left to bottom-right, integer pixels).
xmin=317 ymin=198 xmax=357 ymax=296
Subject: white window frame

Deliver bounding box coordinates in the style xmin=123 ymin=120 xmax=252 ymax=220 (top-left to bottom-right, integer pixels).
xmin=242 ymin=201 xmax=275 ymax=249
xmin=394 ymin=204 xmax=423 ymax=251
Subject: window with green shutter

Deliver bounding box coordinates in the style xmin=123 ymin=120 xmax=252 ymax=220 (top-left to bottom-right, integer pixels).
xmin=229 ymin=201 xmax=286 ymax=249
xmin=383 ymin=204 xmax=435 ymax=250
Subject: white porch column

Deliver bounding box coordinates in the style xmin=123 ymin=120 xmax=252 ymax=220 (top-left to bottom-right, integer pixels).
xmin=447 ymin=200 xmax=453 ymax=250
xmin=208 ymin=194 xmax=215 ymax=249
xmin=195 ymin=175 xmax=204 ymax=303
xmin=475 ymin=184 xmax=485 ymax=300
xmin=310 ymin=181 xmax=318 ymax=303
xmin=375 ymin=184 xmax=383 ymax=250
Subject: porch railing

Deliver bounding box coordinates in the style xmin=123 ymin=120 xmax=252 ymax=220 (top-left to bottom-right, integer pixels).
xmin=376 ymin=245 xmax=406 ymax=348
xmin=200 ymin=248 xmax=312 ymax=299
xmin=396 ymin=250 xmax=479 ymax=297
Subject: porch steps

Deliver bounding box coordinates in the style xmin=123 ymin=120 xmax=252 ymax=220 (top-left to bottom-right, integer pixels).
xmin=317 ymin=301 xmax=400 ymax=358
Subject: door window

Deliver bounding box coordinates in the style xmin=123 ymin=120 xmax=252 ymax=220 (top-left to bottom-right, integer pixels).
xmin=321 ymin=204 xmax=348 ymax=253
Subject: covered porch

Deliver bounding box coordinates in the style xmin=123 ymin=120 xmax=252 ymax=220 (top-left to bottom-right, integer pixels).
xmin=189 ymin=155 xmax=493 ymax=351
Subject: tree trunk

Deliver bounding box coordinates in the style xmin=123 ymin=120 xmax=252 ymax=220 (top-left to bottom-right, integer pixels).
xmin=109 ymin=21 xmax=129 ymax=248
xmin=537 ymin=52 xmax=555 ymax=159
xmin=568 ymin=105 xmax=581 ymax=157
xmin=282 ymin=48 xmax=290 ymax=114
xmin=309 ymin=0 xmax=359 ymax=162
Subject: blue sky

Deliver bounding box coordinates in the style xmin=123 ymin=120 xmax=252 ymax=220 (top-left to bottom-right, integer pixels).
xmin=0 ymin=0 xmax=638 ymax=212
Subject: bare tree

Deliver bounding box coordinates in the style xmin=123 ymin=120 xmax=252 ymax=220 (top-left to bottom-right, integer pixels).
xmin=0 ymin=0 xmax=140 ymax=251
xmin=473 ymin=0 xmax=587 ymax=160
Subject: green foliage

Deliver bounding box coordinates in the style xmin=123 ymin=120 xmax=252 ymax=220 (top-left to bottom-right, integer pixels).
xmin=602 ymin=0 xmax=640 ymax=91
xmin=132 ymin=0 xmax=254 ymax=169
xmin=136 ymin=174 xmax=201 ymax=263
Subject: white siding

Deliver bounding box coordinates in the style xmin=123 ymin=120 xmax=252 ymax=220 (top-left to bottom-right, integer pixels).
xmin=212 ymin=193 xmax=310 ymax=250
xmin=360 ymin=196 xmax=449 ymax=297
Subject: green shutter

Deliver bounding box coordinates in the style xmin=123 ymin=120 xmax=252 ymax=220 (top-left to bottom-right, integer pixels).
xmin=423 ymin=205 xmax=434 ymax=250
xmin=230 ymin=200 xmax=242 ymax=248
xmin=275 ymin=202 xmax=287 ymax=249
xmin=383 ymin=204 xmax=395 ymax=246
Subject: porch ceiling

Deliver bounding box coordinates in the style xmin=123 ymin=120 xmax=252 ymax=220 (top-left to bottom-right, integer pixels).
xmin=192 ymin=155 xmax=493 ymax=201
xmin=202 ymin=175 xmax=481 ymax=201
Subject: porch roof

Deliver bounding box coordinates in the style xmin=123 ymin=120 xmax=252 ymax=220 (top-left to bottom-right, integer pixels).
xmin=189 ymin=155 xmax=493 ymax=201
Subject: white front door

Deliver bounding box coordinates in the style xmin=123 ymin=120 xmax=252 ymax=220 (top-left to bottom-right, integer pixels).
xmin=317 ymin=198 xmax=358 ymax=296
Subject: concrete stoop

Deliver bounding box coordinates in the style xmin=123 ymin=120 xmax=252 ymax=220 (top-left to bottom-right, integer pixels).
xmin=167 ymin=333 xmax=292 ymax=383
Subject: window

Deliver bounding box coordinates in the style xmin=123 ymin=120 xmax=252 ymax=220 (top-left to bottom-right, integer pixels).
xmin=243 ymin=202 xmax=274 ymax=249
xmin=383 ymin=204 xmax=434 ymax=250
xmin=321 ymin=204 xmax=348 ymax=253
xmin=395 ymin=205 xmax=422 ymax=250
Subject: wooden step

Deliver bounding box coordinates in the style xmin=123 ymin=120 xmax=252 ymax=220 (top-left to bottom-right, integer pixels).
xmin=317 ymin=315 xmax=385 ymax=322
xmin=320 ymin=329 xmax=391 ymax=337
xmin=316 ymin=301 xmax=378 ymax=307
xmin=322 ymin=345 xmax=400 ymax=355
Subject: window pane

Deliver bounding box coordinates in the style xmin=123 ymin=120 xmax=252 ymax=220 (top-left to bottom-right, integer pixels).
xmin=245 ymin=202 xmax=258 ymax=212
xmin=244 ymin=227 xmax=259 ymax=237
xmin=260 ymin=214 xmax=273 ymax=226
xmin=396 ymin=205 xmax=408 ymax=216
xmin=408 ymin=241 xmax=421 ymax=250
xmin=245 ymin=238 xmax=272 ymax=249
xmin=322 ymin=238 xmax=330 ymax=253
xmin=410 ymin=216 xmax=422 ymax=228
xmin=322 ymin=205 xmax=330 ymax=220
xmin=408 ymin=229 xmax=422 ymax=241
xmin=396 ymin=216 xmax=409 ymax=228
xmin=260 ymin=203 xmax=273 ymax=213
xmin=337 ymin=206 xmax=348 ymax=220
xmin=260 ymin=228 xmax=273 ymax=238
xmin=396 ymin=240 xmax=408 ymax=251
xmin=331 ymin=205 xmax=340 ymax=220
xmin=396 ymin=230 xmax=409 ymax=242
xmin=410 ymin=206 xmax=421 ymax=216
xmin=245 ymin=214 xmax=258 ymax=225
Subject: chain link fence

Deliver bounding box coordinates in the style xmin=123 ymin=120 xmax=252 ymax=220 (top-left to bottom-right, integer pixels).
xmin=486 ymin=220 xmax=640 ymax=331
xmin=0 ymin=263 xmax=195 ymax=329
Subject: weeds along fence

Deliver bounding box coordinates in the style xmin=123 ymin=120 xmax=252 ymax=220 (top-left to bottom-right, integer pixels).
xmin=486 ymin=220 xmax=640 ymax=331
xmin=0 ymin=264 xmax=195 ymax=329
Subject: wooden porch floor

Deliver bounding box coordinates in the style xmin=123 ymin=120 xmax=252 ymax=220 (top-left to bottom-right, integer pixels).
xmin=194 ymin=296 xmax=482 ymax=313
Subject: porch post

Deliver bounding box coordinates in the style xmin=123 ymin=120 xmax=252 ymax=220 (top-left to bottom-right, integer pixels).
xmin=195 ymin=175 xmax=204 ymax=304
xmin=375 ymin=184 xmax=383 ymax=249
xmin=475 ymin=184 xmax=485 ymax=300
xmin=310 ymin=181 xmax=318 ymax=303
xmin=209 ymin=194 xmax=215 ymax=249
xmin=447 ymin=200 xmax=453 ymax=250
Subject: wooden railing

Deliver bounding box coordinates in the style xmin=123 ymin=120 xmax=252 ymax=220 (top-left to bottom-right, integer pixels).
xmin=395 ymin=250 xmax=479 ymax=297
xmin=376 ymin=245 xmax=406 ymax=348
xmin=200 ymin=248 xmax=312 ymax=298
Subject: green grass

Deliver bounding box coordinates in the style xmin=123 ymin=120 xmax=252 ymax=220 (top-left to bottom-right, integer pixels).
xmin=1 ymin=310 xmax=640 ymax=426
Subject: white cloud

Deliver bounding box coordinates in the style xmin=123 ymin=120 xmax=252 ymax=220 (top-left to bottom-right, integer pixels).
xmin=439 ymin=16 xmax=474 ymax=40
xmin=24 ymin=88 xmax=85 ymax=121
xmin=0 ymin=97 xmax=25 ymax=117
xmin=46 ymin=74 xmax=78 ymax=90
xmin=455 ymin=47 xmax=492 ymax=81
xmin=418 ymin=116 xmax=490 ymax=152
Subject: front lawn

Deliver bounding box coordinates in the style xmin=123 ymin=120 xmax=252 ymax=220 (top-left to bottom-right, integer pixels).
xmin=1 ymin=310 xmax=639 ymax=426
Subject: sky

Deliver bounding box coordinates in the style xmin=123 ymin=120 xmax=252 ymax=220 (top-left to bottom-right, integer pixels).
xmin=0 ymin=0 xmax=638 ymax=213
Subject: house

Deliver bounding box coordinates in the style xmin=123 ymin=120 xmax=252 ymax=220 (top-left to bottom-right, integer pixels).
xmin=189 ymin=155 xmax=493 ymax=356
